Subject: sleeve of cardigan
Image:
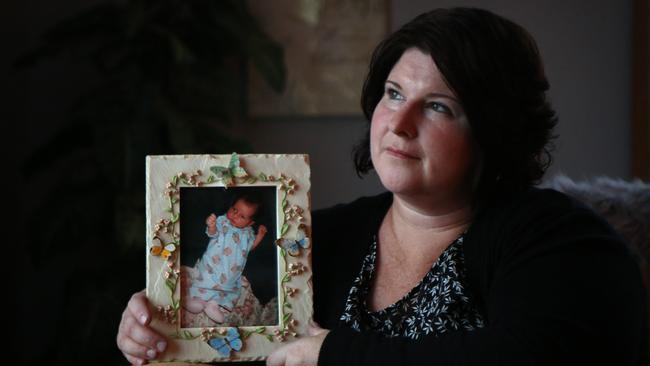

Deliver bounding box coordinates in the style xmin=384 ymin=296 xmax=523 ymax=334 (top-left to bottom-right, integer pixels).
xmin=317 ymin=200 xmax=647 ymax=366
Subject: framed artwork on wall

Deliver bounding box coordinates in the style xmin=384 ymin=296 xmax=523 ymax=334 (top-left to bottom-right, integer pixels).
xmin=247 ymin=0 xmax=390 ymax=117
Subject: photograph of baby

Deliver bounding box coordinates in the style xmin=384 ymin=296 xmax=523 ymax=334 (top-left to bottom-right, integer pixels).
xmin=179 ymin=186 xmax=278 ymax=328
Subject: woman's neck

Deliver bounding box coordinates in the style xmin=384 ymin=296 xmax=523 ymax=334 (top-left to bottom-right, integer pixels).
xmin=372 ymin=193 xmax=473 ymax=307
xmin=390 ymin=194 xmax=473 ymax=234
xmin=380 ymin=194 xmax=472 ymax=261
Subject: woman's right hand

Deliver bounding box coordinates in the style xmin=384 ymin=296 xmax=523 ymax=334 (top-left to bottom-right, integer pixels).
xmin=116 ymin=290 xmax=168 ymax=365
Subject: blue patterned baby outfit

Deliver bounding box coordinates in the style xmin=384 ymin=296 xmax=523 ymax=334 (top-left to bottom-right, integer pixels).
xmin=188 ymin=214 xmax=255 ymax=310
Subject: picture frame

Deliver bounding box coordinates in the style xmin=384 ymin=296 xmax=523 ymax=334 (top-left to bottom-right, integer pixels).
xmin=146 ymin=153 xmax=312 ymax=362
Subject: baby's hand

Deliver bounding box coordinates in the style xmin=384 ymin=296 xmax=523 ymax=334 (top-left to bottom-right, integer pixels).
xmin=206 ymin=214 xmax=217 ymax=226
xmin=257 ymin=224 xmax=268 ymax=238
xmin=252 ymin=225 xmax=268 ymax=249
xmin=206 ymin=214 xmax=217 ymax=235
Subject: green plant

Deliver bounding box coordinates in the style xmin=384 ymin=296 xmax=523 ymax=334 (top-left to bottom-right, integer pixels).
xmin=14 ymin=1 xmax=285 ymax=364
xmin=18 ymin=0 xmax=285 ymax=253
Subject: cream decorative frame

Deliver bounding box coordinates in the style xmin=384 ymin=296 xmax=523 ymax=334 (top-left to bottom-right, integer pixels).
xmin=145 ymin=154 xmax=312 ymax=362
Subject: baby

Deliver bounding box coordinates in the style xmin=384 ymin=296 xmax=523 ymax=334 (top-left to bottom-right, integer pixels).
xmin=183 ymin=194 xmax=268 ymax=323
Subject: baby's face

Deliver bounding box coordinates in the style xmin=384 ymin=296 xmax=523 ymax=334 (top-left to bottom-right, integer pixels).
xmin=226 ymin=199 xmax=258 ymax=228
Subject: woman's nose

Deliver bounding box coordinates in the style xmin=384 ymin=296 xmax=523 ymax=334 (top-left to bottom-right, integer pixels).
xmin=388 ymin=103 xmax=418 ymax=138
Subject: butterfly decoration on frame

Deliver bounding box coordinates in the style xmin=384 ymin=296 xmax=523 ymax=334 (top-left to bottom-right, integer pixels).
xmin=150 ymin=239 xmax=176 ymax=259
xmin=276 ymin=227 xmax=311 ymax=256
xmin=207 ymin=327 xmax=243 ymax=357
xmin=210 ymin=153 xmax=248 ymax=187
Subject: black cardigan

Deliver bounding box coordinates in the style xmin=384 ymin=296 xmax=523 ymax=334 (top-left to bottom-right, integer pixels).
xmin=312 ymin=188 xmax=647 ymax=365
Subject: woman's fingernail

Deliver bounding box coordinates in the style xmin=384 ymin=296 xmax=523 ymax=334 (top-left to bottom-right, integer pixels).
xmin=157 ymin=341 xmax=167 ymax=352
xmin=146 ymin=349 xmax=157 ymax=359
xmin=140 ymin=314 xmax=148 ymax=325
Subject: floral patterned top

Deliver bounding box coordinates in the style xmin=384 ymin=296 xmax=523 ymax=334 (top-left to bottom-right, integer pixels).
xmin=339 ymin=234 xmax=485 ymax=340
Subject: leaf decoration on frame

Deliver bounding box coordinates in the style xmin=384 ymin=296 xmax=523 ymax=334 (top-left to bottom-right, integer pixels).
xmin=276 ymin=227 xmax=310 ymax=257
xmin=210 ymin=153 xmax=249 ymax=187
xmin=207 ymin=327 xmax=243 ymax=357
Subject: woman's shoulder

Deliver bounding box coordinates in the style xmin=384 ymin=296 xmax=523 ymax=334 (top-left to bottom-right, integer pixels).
xmin=494 ymin=186 xmax=583 ymax=211
xmin=477 ymin=187 xmax=616 ymax=232
xmin=313 ymin=192 xmax=392 ymax=219
xmin=313 ymin=192 xmax=391 ymax=229
xmin=310 ymin=192 xmax=392 ymax=273
xmin=467 ymin=187 xmax=630 ymax=264
xmin=464 ymin=187 xmax=642 ymax=318
xmin=310 ymin=193 xmax=392 ymax=327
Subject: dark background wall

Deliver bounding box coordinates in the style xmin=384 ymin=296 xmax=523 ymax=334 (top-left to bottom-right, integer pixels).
xmin=5 ymin=0 xmax=636 ymax=365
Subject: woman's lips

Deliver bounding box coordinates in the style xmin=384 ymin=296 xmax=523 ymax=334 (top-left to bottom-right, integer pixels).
xmin=385 ymin=147 xmax=418 ymax=160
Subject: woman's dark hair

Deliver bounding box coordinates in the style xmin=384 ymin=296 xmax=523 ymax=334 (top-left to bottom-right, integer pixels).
xmin=354 ymin=7 xmax=557 ymax=204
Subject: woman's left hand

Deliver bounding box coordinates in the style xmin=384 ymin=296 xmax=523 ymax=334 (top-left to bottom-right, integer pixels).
xmin=266 ymin=321 xmax=329 ymax=366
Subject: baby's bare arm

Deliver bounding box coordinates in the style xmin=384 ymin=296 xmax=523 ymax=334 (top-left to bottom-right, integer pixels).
xmin=252 ymin=224 xmax=267 ymax=249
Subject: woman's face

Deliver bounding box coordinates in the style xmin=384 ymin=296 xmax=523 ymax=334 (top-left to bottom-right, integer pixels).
xmin=370 ymin=48 xmax=475 ymax=208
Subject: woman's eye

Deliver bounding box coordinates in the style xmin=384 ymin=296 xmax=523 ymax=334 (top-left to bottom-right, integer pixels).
xmin=386 ymin=88 xmax=404 ymax=101
xmin=427 ymin=101 xmax=452 ymax=115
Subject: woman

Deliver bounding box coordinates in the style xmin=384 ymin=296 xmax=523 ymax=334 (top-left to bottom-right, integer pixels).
xmin=117 ymin=7 xmax=647 ymax=366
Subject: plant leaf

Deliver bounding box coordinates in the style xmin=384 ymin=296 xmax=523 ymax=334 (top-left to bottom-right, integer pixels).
xmin=13 ymin=3 xmax=123 ymax=69
xmin=247 ymin=35 xmax=286 ymax=93
xmin=20 ymin=121 xmax=93 ymax=180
